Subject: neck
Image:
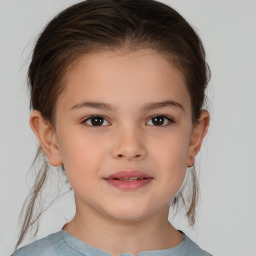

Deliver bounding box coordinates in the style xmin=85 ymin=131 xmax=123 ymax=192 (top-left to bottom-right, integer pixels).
xmin=62 ymin=202 xmax=183 ymax=256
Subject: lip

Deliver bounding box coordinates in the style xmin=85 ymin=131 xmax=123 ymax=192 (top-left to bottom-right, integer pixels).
xmin=104 ymin=170 xmax=152 ymax=179
xmin=103 ymin=170 xmax=153 ymax=190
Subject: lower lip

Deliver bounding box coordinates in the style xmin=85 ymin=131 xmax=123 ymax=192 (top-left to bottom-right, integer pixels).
xmin=104 ymin=178 xmax=153 ymax=190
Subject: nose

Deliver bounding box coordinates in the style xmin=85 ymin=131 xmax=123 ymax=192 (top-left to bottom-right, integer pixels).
xmin=111 ymin=125 xmax=147 ymax=161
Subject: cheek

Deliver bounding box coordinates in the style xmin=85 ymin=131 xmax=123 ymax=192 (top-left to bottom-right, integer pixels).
xmin=156 ymin=146 xmax=188 ymax=184
xmin=151 ymin=132 xmax=190 ymax=192
xmin=153 ymin=131 xmax=190 ymax=167
xmin=57 ymin=132 xmax=106 ymax=186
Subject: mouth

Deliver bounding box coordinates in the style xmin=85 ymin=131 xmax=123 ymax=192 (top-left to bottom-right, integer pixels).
xmin=111 ymin=177 xmax=149 ymax=181
xmin=103 ymin=170 xmax=153 ymax=190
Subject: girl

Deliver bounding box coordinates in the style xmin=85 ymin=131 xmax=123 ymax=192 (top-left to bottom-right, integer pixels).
xmin=12 ymin=0 xmax=211 ymax=255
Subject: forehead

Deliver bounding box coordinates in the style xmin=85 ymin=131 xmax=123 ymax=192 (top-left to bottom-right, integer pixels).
xmin=57 ymin=49 xmax=191 ymax=113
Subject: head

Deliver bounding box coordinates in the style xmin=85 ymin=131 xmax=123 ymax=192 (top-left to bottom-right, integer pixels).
xmin=15 ymin=0 xmax=210 ymax=250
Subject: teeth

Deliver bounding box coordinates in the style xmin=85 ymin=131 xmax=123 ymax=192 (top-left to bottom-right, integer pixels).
xmin=118 ymin=177 xmax=145 ymax=181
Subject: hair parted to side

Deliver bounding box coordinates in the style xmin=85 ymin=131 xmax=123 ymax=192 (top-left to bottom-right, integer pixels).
xmin=14 ymin=0 xmax=210 ymax=252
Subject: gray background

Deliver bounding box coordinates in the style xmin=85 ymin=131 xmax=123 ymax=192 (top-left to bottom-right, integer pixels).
xmin=1 ymin=1 xmax=256 ymax=255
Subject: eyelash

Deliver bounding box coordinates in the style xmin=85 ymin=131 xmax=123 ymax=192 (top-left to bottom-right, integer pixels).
xmin=81 ymin=115 xmax=175 ymax=128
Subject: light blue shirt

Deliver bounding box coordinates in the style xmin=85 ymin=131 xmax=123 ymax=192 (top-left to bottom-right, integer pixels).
xmin=11 ymin=230 xmax=212 ymax=256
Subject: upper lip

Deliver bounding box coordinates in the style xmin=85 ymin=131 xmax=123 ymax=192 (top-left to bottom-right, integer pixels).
xmin=104 ymin=170 xmax=153 ymax=180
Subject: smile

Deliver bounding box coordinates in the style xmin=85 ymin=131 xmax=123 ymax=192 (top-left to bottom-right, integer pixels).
xmin=103 ymin=170 xmax=153 ymax=190
xmin=113 ymin=177 xmax=146 ymax=181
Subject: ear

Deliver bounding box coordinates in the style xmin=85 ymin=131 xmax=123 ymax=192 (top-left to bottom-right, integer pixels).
xmin=187 ymin=110 xmax=210 ymax=167
xmin=30 ymin=110 xmax=63 ymax=167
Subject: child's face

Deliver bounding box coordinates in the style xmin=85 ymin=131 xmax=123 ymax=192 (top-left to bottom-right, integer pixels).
xmin=35 ymin=49 xmax=207 ymax=222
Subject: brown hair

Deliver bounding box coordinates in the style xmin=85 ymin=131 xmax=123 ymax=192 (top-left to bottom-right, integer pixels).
xmin=14 ymin=0 xmax=210 ymax=252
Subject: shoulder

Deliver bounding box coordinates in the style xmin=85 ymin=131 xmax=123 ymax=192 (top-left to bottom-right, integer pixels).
xmin=11 ymin=231 xmax=82 ymax=256
xmin=181 ymin=232 xmax=213 ymax=256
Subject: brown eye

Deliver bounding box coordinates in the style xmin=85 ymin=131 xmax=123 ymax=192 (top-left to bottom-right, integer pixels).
xmin=147 ymin=115 xmax=174 ymax=126
xmin=82 ymin=115 xmax=109 ymax=127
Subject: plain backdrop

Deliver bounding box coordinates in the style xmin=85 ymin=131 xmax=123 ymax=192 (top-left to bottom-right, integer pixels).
xmin=1 ymin=1 xmax=256 ymax=255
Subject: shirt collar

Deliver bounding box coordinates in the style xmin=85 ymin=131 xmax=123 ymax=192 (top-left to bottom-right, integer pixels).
xmin=61 ymin=230 xmax=186 ymax=256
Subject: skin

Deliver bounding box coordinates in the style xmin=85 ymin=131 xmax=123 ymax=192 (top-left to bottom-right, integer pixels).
xmin=30 ymin=49 xmax=209 ymax=256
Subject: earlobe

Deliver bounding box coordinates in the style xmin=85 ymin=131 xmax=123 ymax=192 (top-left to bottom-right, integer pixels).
xmin=29 ymin=110 xmax=63 ymax=167
xmin=187 ymin=110 xmax=210 ymax=167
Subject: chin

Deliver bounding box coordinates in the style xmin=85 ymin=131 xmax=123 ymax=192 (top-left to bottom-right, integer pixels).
xmin=104 ymin=204 xmax=155 ymax=223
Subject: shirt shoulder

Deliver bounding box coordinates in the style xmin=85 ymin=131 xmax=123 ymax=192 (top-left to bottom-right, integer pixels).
xmin=181 ymin=234 xmax=213 ymax=256
xmin=11 ymin=231 xmax=83 ymax=256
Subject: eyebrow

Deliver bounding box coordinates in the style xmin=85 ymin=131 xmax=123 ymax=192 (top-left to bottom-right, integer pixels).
xmin=70 ymin=100 xmax=185 ymax=112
